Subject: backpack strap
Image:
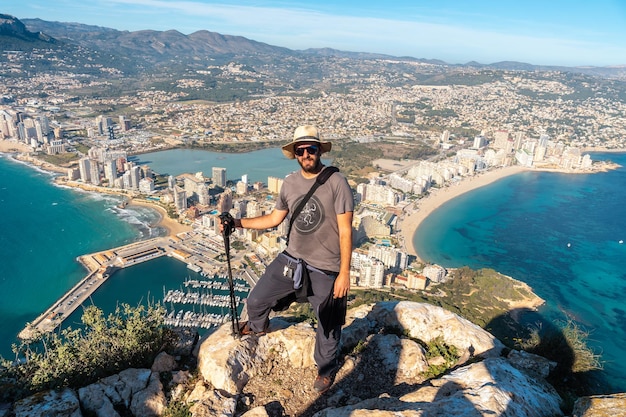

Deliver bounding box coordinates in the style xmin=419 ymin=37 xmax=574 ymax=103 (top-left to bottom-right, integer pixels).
xmin=286 ymin=166 xmax=339 ymax=245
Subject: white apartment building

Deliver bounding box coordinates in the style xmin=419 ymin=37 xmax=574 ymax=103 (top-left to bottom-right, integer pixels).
xmin=139 ymin=177 xmax=155 ymax=193
xmin=78 ymin=157 xmax=91 ymax=183
xmin=422 ymin=264 xmax=447 ymax=283
xmin=267 ymin=176 xmax=283 ymax=194
xmin=367 ymin=244 xmax=409 ymax=271
xmin=212 ymin=167 xmax=226 ymax=187
xmin=350 ymin=252 xmax=385 ymax=288
xmin=103 ymin=159 xmax=117 ymax=186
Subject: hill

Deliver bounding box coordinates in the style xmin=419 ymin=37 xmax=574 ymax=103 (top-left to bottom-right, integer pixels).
xmin=0 ymin=13 xmax=623 ymax=80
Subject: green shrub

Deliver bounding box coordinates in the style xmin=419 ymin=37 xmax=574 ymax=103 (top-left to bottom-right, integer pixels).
xmin=0 ymin=303 xmax=175 ymax=402
xmin=163 ymin=400 xmax=192 ymax=417
xmin=421 ymin=336 xmax=460 ymax=379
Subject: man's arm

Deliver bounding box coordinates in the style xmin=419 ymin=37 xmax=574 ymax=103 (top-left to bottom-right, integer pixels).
xmin=333 ymin=211 xmax=353 ymax=298
xmin=235 ymin=208 xmax=288 ymax=230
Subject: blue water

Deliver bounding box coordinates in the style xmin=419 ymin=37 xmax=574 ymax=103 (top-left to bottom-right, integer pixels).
xmin=133 ymin=148 xmax=300 ymax=181
xmin=0 ymin=148 xmax=295 ymax=361
xmin=414 ymin=152 xmax=626 ymax=391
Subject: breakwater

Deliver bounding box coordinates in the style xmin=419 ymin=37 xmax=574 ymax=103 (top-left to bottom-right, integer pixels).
xmin=19 ymin=231 xmax=253 ymax=339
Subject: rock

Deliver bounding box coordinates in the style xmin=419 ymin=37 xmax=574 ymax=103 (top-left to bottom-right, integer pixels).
xmin=130 ymin=372 xmax=167 ymax=417
xmin=171 ymin=327 xmax=199 ymax=357
xmin=241 ymin=406 xmax=272 ymax=416
xmin=169 ymin=370 xmax=193 ymax=401
xmin=98 ymin=368 xmax=151 ymax=408
xmin=79 ymin=368 xmax=160 ymax=417
xmin=365 ymin=301 xmax=505 ymax=359
xmin=314 ymin=358 xmax=562 ymax=417
xmin=14 ymin=301 xmax=626 ymax=417
xmin=197 ymin=323 xmax=259 ymax=393
xmin=187 ymin=387 xmax=237 ymax=417
xmin=368 ymin=333 xmax=429 ymax=383
xmin=257 ymin=321 xmax=317 ymax=369
xmin=151 ymin=351 xmax=178 ymax=373
xmin=185 ymin=379 xmax=210 ymax=404
xmin=196 ymin=301 xmax=512 ymax=399
xmin=507 ymin=349 xmax=557 ymax=378
xmin=78 ymin=383 xmax=120 ymax=417
xmin=14 ymin=388 xmax=81 ymax=417
xmin=572 ymin=393 xmax=626 ymax=416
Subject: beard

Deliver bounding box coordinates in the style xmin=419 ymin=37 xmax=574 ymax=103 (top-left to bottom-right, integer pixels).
xmin=297 ymin=154 xmax=323 ymax=174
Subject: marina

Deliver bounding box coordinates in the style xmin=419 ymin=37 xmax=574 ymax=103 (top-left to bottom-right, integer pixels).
xmin=162 ymin=275 xmax=249 ymax=329
xmin=19 ymin=231 xmax=253 ymax=339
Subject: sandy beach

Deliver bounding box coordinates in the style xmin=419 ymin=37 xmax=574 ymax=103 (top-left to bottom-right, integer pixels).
xmin=128 ymin=199 xmax=192 ymax=236
xmin=0 ymin=139 xmax=31 ymax=153
xmin=397 ymin=165 xmax=528 ymax=260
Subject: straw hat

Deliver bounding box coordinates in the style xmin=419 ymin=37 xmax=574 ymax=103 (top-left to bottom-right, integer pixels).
xmin=281 ymin=125 xmax=332 ymax=159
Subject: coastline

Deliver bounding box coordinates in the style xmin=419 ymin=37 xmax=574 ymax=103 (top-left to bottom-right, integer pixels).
xmin=397 ymin=158 xmax=623 ymax=262
xmin=0 ymin=141 xmax=190 ymax=238
xmin=397 ymin=165 xmax=528 ymax=260
xmin=127 ymin=199 xmax=192 ymax=236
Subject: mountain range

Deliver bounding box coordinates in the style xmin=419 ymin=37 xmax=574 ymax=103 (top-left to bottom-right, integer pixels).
xmin=2 ymin=12 xmax=625 ymax=80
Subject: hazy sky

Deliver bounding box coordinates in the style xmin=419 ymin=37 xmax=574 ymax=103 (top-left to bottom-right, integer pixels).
xmin=4 ymin=0 xmax=626 ymax=67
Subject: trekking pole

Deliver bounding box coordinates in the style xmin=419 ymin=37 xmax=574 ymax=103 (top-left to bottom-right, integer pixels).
xmin=219 ymin=212 xmax=240 ymax=337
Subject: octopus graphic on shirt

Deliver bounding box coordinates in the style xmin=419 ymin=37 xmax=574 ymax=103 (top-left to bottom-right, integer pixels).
xmin=293 ymin=195 xmax=325 ymax=234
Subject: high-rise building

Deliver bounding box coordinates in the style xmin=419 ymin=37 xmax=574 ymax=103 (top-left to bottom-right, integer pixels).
xmin=122 ymin=171 xmax=132 ymax=189
xmin=119 ymin=115 xmax=131 ymax=131
xmin=104 ymin=160 xmax=117 ymax=186
xmin=67 ymin=168 xmax=79 ymax=181
xmin=212 ymin=167 xmax=226 ymax=187
xmin=246 ymin=201 xmax=260 ymax=218
xmin=493 ymin=130 xmax=510 ymax=150
xmin=78 ymin=157 xmax=91 ymax=183
xmin=139 ymin=178 xmax=154 ymax=193
xmin=473 ymin=135 xmax=488 ymax=149
xmin=217 ymin=189 xmax=232 ymax=213
xmin=130 ymin=166 xmax=141 ymax=189
xmin=95 ymin=115 xmax=113 ymax=135
xmin=89 ymin=160 xmax=101 ymax=186
xmin=267 ymin=176 xmax=283 ymax=194
xmin=197 ymin=184 xmax=210 ymax=205
xmin=236 ymin=181 xmax=247 ymax=195
xmin=174 ymin=187 xmax=187 ymax=211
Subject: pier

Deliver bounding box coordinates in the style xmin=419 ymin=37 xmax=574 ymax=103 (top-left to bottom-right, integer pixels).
xmin=19 ymin=230 xmax=256 ymax=340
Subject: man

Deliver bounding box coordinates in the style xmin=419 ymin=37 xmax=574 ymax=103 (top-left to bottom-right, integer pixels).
xmin=228 ymin=125 xmax=353 ymax=393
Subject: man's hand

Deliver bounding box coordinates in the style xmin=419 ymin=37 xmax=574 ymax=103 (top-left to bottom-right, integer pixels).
xmin=218 ymin=212 xmax=237 ymax=235
xmin=333 ymin=272 xmax=350 ymax=299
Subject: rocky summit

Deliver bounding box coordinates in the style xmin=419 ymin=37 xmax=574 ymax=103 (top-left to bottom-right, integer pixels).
xmin=5 ymin=301 xmax=626 ymax=416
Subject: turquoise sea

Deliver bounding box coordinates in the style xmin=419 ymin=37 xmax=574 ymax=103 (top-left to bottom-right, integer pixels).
xmin=0 ymin=149 xmax=296 ymax=361
xmin=414 ymin=152 xmax=626 ymax=391
xmin=2 ymin=148 xmax=625 ymax=392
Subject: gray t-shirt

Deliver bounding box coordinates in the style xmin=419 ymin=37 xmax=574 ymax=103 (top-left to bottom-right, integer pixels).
xmin=276 ymin=166 xmax=354 ymax=272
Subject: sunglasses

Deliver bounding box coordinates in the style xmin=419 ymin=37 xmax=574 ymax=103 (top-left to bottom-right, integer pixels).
xmin=294 ymin=145 xmax=319 ymax=157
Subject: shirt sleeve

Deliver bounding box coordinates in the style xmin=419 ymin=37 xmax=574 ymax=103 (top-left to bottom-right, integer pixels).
xmin=333 ymin=175 xmax=354 ymax=215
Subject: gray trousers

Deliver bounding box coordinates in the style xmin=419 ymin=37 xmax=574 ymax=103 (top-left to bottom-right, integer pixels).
xmin=245 ymin=254 xmax=341 ymax=377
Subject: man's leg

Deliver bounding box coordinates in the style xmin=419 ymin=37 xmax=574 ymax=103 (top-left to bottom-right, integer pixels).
xmin=308 ymin=271 xmax=343 ymax=378
xmin=245 ymin=255 xmax=294 ymax=333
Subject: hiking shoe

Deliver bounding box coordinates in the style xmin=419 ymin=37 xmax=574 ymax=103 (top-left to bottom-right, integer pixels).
xmin=313 ymin=374 xmax=334 ymax=393
xmin=238 ymin=321 xmax=267 ymax=336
